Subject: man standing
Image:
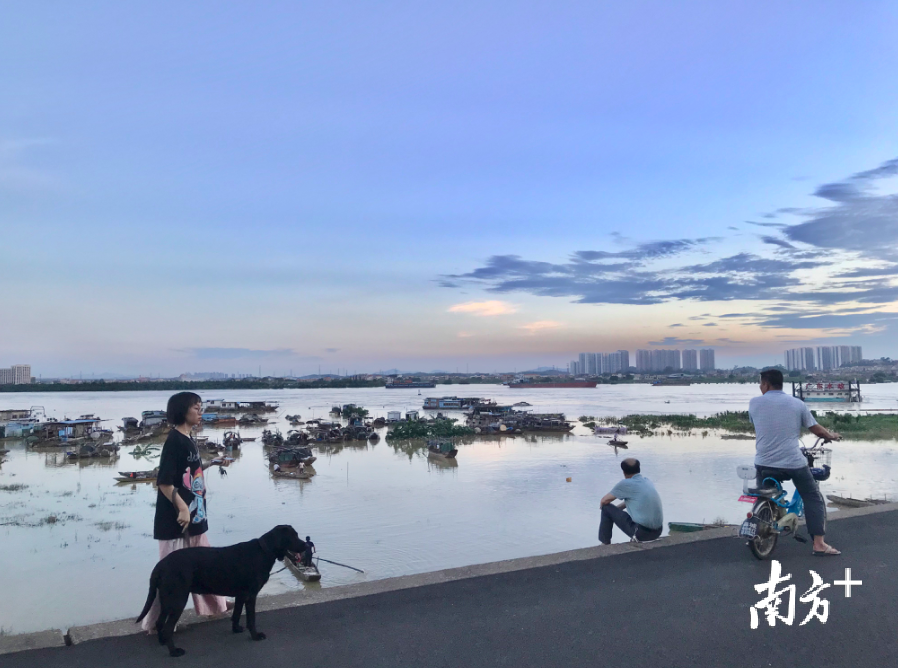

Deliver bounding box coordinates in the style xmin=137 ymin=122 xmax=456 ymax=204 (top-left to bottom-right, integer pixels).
xmin=301 ymin=535 xmax=316 ymax=567
xmin=750 ymin=369 xmax=841 ymax=556
xmin=599 ymin=458 xmax=663 ymax=544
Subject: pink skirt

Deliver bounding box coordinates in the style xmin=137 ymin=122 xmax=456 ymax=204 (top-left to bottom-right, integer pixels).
xmin=140 ymin=533 xmax=229 ymax=632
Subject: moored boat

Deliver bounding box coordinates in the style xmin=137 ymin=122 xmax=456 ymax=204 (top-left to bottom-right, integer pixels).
xmin=271 ymin=469 xmax=312 ymax=480
xmin=668 ymin=522 xmax=732 ymax=533
xmin=115 ymin=468 xmax=159 ymax=483
xmin=427 ymin=440 xmax=457 ymax=459
xmin=826 ymin=494 xmax=890 ymax=508
xmin=286 ymin=557 xmax=321 ymax=582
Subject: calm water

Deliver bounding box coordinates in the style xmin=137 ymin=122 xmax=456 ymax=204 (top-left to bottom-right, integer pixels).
xmin=1 ymin=384 xmax=896 ymax=634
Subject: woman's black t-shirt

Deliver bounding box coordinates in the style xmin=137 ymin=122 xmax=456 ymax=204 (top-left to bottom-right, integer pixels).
xmin=154 ymin=429 xmax=209 ymax=540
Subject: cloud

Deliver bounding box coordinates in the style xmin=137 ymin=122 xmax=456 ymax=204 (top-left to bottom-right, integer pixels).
xmin=519 ymin=320 xmax=563 ymax=334
xmin=648 ymin=337 xmax=704 ymax=346
xmin=447 ymin=300 xmax=517 ymax=316
xmin=324 ymin=348 xmax=340 ymax=353
xmin=747 ymin=221 xmax=787 ymax=228
xmin=715 ymin=338 xmax=744 ymax=343
xmin=457 ymin=331 xmax=475 ymax=338
xmin=761 ymin=235 xmax=796 ymax=250
xmin=785 ymin=156 xmax=898 ymax=259
xmin=437 ymin=158 xmax=898 ymax=333
xmin=702 ymin=322 xmax=718 ymax=327
xmin=179 ymin=347 xmax=315 ymax=360
xmin=757 ymin=312 xmax=898 ymax=330
xmin=669 ymin=323 xmax=684 ymax=328
xmin=833 ymin=265 xmax=898 ymax=279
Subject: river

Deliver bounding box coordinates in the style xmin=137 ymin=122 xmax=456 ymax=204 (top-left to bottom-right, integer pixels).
xmin=1 ymin=383 xmax=896 ymax=634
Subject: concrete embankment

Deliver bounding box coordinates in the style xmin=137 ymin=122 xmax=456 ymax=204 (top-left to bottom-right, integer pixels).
xmin=2 ymin=503 xmax=896 ymax=666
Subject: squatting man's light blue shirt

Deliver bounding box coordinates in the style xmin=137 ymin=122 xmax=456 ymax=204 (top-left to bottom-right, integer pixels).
xmin=610 ymin=474 xmax=663 ymax=530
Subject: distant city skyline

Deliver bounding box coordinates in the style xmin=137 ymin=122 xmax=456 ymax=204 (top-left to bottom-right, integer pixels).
xmin=3 ymin=4 xmax=898 ymax=376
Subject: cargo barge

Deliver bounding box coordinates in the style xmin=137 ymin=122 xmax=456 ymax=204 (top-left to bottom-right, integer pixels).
xmin=385 ymin=381 xmax=436 ymax=389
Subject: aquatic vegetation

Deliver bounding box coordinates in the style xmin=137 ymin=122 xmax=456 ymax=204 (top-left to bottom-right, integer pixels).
xmin=599 ymin=411 xmax=897 ymax=439
xmin=386 ymin=418 xmax=473 ymax=440
xmin=0 ymin=484 xmax=28 ymax=492
xmin=129 ymin=445 xmax=160 ymax=459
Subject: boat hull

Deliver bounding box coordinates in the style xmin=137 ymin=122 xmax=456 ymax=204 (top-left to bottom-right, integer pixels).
xmin=507 ymin=382 xmax=597 ymax=389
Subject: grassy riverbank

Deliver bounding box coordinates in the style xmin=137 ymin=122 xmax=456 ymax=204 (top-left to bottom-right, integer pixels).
xmin=600 ymin=411 xmax=898 ymax=439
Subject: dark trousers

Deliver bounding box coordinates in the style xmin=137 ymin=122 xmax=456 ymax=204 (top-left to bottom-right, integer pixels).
xmin=755 ymin=465 xmax=826 ymax=537
xmin=599 ymin=504 xmax=662 ymax=545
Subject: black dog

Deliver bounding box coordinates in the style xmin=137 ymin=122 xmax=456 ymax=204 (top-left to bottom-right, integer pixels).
xmin=136 ymin=525 xmax=306 ymax=657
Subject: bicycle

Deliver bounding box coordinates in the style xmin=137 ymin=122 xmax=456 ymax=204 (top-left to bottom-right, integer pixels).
xmin=737 ymin=438 xmax=833 ymax=560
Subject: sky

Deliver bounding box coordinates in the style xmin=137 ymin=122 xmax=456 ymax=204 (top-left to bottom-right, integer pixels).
xmin=3 ymin=2 xmax=898 ymax=377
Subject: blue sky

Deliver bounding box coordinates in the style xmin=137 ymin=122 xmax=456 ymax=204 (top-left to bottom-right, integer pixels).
xmin=3 ymin=2 xmax=898 ymax=376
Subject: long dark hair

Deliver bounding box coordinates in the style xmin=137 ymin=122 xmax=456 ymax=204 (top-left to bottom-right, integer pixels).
xmin=166 ymin=392 xmax=202 ymax=426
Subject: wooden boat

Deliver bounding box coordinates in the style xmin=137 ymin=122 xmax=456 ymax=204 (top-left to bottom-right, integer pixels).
xmin=223 ymin=431 xmax=243 ymax=449
xmin=271 ymin=469 xmax=312 ymax=480
xmin=238 ymin=414 xmax=269 ymax=425
xmin=669 ymin=522 xmax=713 ymax=533
xmin=826 ymin=494 xmax=891 ymax=508
xmin=286 ymin=557 xmax=321 ymax=582
xmin=66 ymin=443 xmax=120 ymax=460
xmin=427 ymin=441 xmax=457 ymax=459
xmin=609 ymin=436 xmax=628 ymax=447
xmin=115 ymin=468 xmax=158 ymax=483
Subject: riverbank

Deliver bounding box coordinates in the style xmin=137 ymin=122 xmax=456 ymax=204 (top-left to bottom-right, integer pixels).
xmin=601 ymin=410 xmax=898 ymax=439
xmin=3 ymin=503 xmax=896 ymax=661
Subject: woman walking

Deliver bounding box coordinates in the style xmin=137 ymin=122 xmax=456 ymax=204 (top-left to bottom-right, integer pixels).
xmin=141 ymin=391 xmax=228 ymax=632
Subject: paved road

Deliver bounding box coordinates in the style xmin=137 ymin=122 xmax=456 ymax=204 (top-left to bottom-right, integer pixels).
xmin=3 ymin=510 xmax=895 ymax=668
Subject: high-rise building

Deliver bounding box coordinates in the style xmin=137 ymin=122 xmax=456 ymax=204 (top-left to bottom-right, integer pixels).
xmin=600 ymin=351 xmax=623 ymax=374
xmin=816 ymin=346 xmax=835 ymax=371
xmin=650 ymin=349 xmax=681 ymax=372
xmin=809 ymin=345 xmax=863 ymax=369
xmin=618 ymin=350 xmax=630 ymax=372
xmin=0 ymin=365 xmax=31 ymax=385
xmin=699 ymin=349 xmax=715 ymax=371
xmin=784 ymin=347 xmax=817 ymax=371
xmin=636 ymin=349 xmax=686 ymax=372
xmin=635 ymin=349 xmax=651 ymax=372
xmin=682 ymin=349 xmax=698 ymax=371
xmin=578 ymin=353 xmax=588 ymax=375
xmin=585 ymin=353 xmax=598 ymax=375
xmin=569 ymin=360 xmax=580 ymax=376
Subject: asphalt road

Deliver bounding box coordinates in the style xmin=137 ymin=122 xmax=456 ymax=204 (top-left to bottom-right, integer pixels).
xmin=3 ymin=510 xmax=895 ymax=668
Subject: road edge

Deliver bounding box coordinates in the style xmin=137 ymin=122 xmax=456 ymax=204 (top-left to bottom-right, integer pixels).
xmin=3 ymin=501 xmax=895 ymax=654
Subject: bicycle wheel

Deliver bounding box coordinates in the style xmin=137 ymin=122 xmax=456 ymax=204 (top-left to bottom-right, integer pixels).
xmin=749 ymin=500 xmax=778 ymax=560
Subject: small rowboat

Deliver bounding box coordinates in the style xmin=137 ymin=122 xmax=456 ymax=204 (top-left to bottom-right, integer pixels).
xmin=286 ymin=558 xmax=321 ymax=582
xmin=272 ymin=469 xmax=311 ymax=480
xmin=427 ymin=443 xmax=457 ymax=459
xmin=608 ymin=437 xmax=628 ymax=447
xmin=115 ymin=468 xmax=158 ymax=483
xmin=669 ymin=522 xmax=735 ymax=532
xmin=826 ymin=495 xmax=891 ymax=508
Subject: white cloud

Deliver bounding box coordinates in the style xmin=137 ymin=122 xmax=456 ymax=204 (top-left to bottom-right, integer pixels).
xmin=448 ymin=300 xmax=518 ymax=316
xmin=519 ymin=320 xmax=563 ymax=334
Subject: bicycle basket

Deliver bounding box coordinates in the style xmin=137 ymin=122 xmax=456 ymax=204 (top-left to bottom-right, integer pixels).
xmin=810 ymin=447 xmax=832 ymax=468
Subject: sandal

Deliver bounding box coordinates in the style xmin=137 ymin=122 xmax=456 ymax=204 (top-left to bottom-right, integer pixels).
xmin=813 ymin=547 xmax=841 ymax=556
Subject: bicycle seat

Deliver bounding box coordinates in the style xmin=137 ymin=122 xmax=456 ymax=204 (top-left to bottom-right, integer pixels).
xmin=748 ymin=486 xmax=781 ymax=498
